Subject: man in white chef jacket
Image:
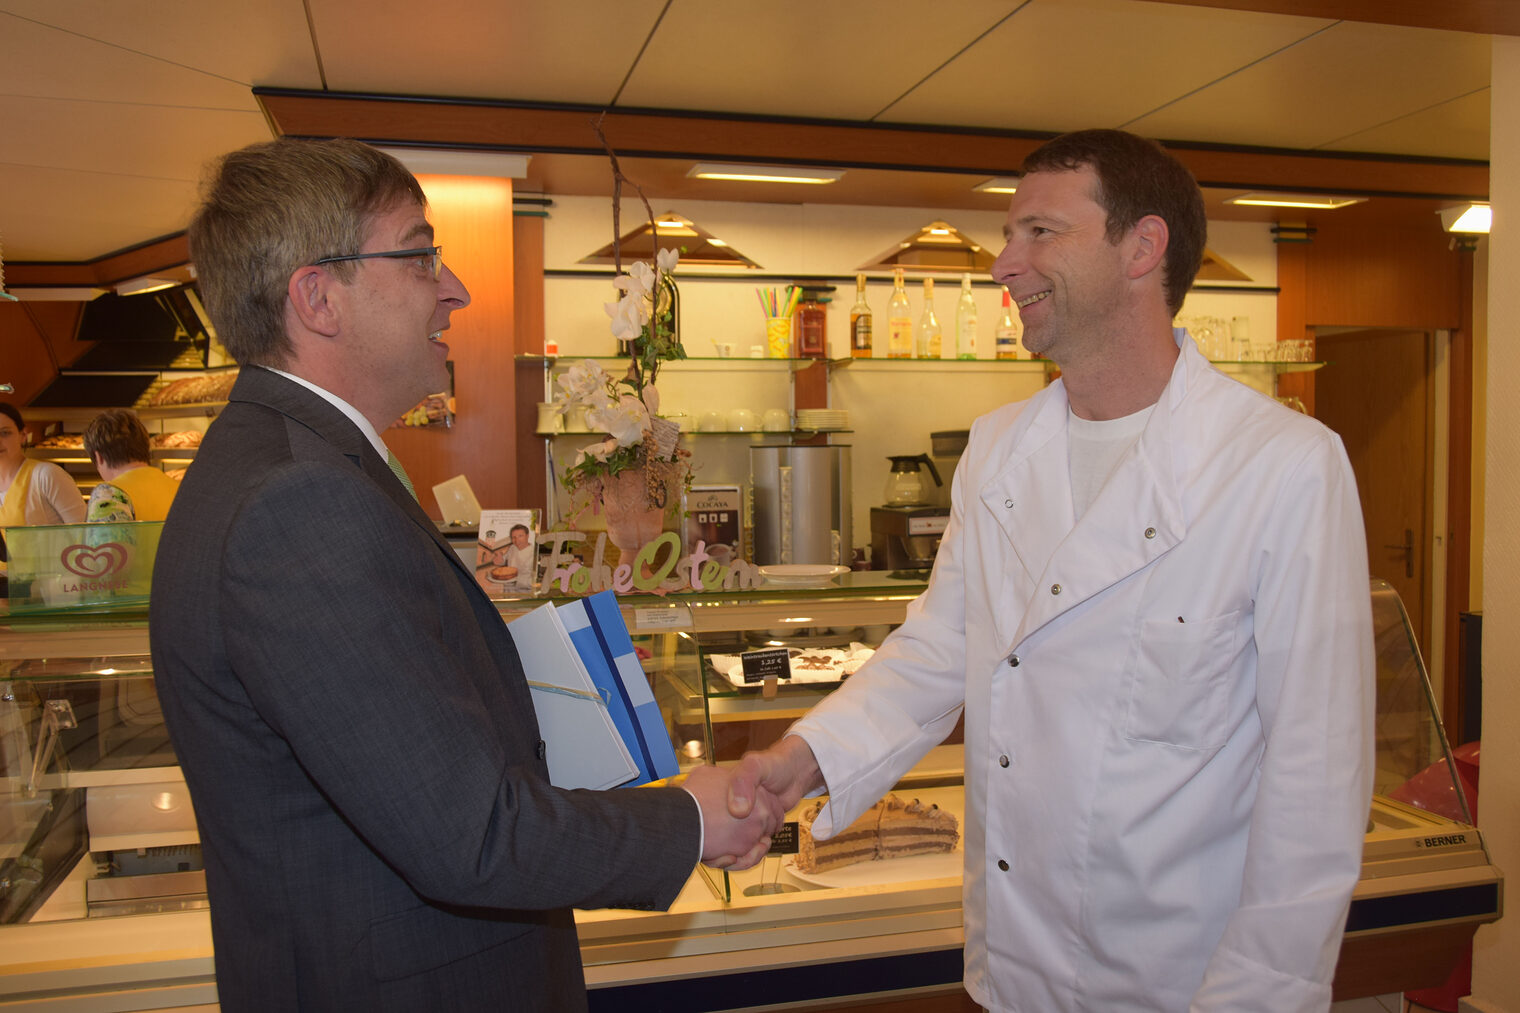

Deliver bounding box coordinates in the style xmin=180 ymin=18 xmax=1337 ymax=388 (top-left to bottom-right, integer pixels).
xmin=727 ymin=129 xmax=1374 ymax=1012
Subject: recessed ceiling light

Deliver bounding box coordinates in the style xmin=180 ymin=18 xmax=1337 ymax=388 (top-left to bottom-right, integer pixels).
xmin=688 ymin=163 xmax=843 ymax=185
xmin=1439 ymin=202 xmax=1491 ymax=234
xmin=973 ymin=177 xmax=1021 ymax=195
xmin=1225 ymin=191 xmax=1367 ymax=210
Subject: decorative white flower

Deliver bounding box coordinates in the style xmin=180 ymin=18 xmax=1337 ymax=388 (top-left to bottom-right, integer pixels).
xmin=656 ymin=247 xmax=679 ymax=274
xmin=573 ymin=438 xmax=620 ymax=467
xmin=626 ymin=260 xmax=656 ymax=297
xmin=588 ymin=393 xmax=649 ymax=447
xmin=556 ymin=359 xmax=614 ymax=407
xmin=604 ymin=292 xmax=647 ymax=341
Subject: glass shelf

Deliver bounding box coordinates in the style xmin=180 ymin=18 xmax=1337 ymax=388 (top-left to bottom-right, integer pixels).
xmin=520 ymin=354 xmax=1323 ymax=376
xmin=538 ymin=429 xmax=851 ymax=438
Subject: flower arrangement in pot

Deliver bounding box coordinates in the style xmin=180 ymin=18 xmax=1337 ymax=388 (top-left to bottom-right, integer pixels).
xmin=555 ymin=246 xmax=691 ymax=553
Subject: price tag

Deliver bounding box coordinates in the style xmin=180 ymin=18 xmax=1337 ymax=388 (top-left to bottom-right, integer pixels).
xmin=739 ymin=648 xmax=790 ymax=684
xmin=633 ymin=606 xmax=692 ymax=631
xmin=767 ymin=821 xmax=799 ymax=856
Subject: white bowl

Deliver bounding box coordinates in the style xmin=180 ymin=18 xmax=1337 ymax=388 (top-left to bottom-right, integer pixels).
xmin=699 ymin=410 xmax=727 ymax=432
xmin=729 ymin=408 xmax=758 ymax=432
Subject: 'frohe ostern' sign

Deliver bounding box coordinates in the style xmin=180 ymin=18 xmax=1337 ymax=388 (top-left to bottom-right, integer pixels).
xmin=537 ymin=531 xmax=762 ymax=596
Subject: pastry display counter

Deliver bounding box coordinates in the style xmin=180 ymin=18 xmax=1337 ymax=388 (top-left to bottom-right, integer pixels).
xmin=0 ymin=576 xmax=1501 ymax=1009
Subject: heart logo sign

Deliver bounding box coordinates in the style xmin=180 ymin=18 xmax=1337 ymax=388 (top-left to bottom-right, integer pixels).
xmin=60 ymin=542 xmax=129 ymax=579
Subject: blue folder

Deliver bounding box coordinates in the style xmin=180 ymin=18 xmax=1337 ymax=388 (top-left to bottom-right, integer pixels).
xmin=557 ymin=591 xmax=680 ymax=786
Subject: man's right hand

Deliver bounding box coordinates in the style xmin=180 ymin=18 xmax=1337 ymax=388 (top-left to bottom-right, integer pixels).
xmin=727 ymin=735 xmax=824 ymax=822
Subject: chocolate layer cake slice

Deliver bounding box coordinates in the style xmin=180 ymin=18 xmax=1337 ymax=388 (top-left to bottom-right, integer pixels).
xmin=796 ymin=794 xmax=959 ymax=874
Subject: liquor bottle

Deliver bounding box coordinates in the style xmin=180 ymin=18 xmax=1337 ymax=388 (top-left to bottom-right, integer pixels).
xmin=797 ymin=289 xmax=827 ymax=359
xmin=955 ymin=273 xmax=978 ymax=360
xmin=994 ymin=290 xmax=1020 ymax=360
xmin=916 ymin=278 xmax=942 ymax=359
xmin=887 ymin=268 xmax=912 ymax=359
xmin=849 ymin=274 xmax=873 ymax=358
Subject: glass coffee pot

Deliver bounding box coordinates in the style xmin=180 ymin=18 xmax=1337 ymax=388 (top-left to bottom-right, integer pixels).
xmin=884 ymin=454 xmax=943 ymax=506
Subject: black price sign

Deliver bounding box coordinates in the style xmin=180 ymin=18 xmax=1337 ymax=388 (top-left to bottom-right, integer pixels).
xmin=767 ymin=821 xmax=799 ymax=856
xmin=739 ymin=648 xmax=790 ymax=684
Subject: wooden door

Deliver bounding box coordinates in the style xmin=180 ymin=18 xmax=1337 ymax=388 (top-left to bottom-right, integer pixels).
xmin=1313 ymin=329 xmax=1434 ymax=654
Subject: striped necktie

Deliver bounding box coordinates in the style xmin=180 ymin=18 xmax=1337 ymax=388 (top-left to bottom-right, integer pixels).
xmin=385 ymin=449 xmax=418 ymax=501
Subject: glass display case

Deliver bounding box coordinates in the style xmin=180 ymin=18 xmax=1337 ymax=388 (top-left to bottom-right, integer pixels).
xmin=0 ymin=577 xmax=1501 ymax=1008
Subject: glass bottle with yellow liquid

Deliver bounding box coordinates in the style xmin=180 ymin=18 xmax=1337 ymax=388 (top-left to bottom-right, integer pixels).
xmin=955 ymin=273 xmax=978 ymax=360
xmin=887 ymin=268 xmax=912 ymax=359
xmin=850 ymin=274 xmax=873 ymax=358
xmin=916 ymin=277 xmax=942 ymax=359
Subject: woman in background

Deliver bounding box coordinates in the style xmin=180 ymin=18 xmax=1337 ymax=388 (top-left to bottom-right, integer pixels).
xmin=83 ymin=408 xmax=179 ymax=522
xmin=0 ymin=402 xmax=86 ymax=527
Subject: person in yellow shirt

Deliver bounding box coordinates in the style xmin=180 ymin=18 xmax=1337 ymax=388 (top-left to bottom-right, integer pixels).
xmin=83 ymin=409 xmax=180 ymax=522
xmin=0 ymin=402 xmax=87 ymax=527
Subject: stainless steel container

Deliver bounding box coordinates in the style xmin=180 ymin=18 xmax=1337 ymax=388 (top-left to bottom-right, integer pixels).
xmin=749 ymin=445 xmax=852 ymax=566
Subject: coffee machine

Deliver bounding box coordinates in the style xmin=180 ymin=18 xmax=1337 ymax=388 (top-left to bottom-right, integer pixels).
xmin=870 ymin=505 xmax=949 ymax=570
xmin=871 ymin=452 xmax=950 ymax=570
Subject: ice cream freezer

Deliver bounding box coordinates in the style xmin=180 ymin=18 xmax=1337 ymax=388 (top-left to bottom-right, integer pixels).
xmin=0 ymin=577 xmax=1501 ymax=1008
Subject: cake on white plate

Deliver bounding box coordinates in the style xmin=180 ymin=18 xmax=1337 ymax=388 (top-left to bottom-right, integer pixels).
xmin=795 ymin=794 xmax=960 ymax=874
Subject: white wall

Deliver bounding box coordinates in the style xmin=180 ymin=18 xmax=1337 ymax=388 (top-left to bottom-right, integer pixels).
xmin=541 ymin=194 xmax=1279 ymax=553
xmin=1470 ymin=32 xmax=1520 ymax=1013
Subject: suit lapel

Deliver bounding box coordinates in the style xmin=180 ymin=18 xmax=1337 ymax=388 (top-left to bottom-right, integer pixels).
xmin=231 ymin=369 xmax=482 ymax=590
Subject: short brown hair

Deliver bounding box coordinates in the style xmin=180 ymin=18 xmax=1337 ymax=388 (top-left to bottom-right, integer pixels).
xmin=83 ymin=409 xmax=152 ymax=469
xmin=1023 ymin=129 xmax=1207 ymax=316
xmin=188 ymin=138 xmax=426 ymax=367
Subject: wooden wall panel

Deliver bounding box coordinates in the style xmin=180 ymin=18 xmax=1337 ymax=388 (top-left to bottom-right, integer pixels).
xmin=384 ymin=175 xmax=516 ymax=521
xmin=1153 ymin=0 xmax=1520 ymax=36
xmin=1274 ymin=237 xmax=1315 ymax=415
xmin=0 ymin=301 xmax=86 ymax=406
xmin=1304 ymin=223 xmax=1464 ymax=329
xmin=256 ymin=91 xmax=1489 ymax=203
xmin=513 ymin=213 xmax=548 ymax=515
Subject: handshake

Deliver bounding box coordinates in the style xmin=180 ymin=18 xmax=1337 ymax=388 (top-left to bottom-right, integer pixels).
xmin=682 ymin=735 xmax=824 ymax=871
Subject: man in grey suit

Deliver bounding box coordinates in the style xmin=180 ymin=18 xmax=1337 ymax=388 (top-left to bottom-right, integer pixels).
xmin=150 ymin=138 xmax=779 ymax=1010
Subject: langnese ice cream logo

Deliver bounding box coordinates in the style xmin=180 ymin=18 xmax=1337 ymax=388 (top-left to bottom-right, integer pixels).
xmin=60 ymin=542 xmax=129 ymax=579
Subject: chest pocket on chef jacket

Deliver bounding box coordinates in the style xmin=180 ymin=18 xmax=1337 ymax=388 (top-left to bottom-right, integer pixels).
xmin=1125 ymin=612 xmax=1239 ymax=750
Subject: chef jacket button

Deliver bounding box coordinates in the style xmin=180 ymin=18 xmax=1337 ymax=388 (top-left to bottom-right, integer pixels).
xmin=997 ymin=859 xmax=1009 ymax=872
xmin=1144 ymin=526 xmax=1156 ymax=539
xmin=536 ymin=739 xmax=547 ymax=761
xmin=1008 ymin=654 xmax=1020 ymax=667
xmin=999 ymin=754 xmax=1010 ymax=768
xmin=1050 ymin=583 xmax=1062 ymax=596
xmin=1004 ymin=498 xmax=1014 ymax=508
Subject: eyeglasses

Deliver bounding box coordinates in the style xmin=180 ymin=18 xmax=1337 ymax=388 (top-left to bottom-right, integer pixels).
xmin=314 ymin=245 xmax=443 ymax=280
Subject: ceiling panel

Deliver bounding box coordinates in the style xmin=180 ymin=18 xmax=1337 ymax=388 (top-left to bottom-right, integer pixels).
xmin=0 ymin=163 xmax=203 ymax=261
xmin=619 ymin=0 xmax=1019 ymax=120
xmin=883 ymin=0 xmax=1333 ymax=133
xmin=1126 ymin=20 xmax=1492 ymax=152
xmin=0 ymin=98 xmax=269 ymax=182
xmin=0 ymin=0 xmax=1502 ymax=265
xmin=1321 ymin=88 xmax=1491 ymax=161
xmin=309 ymin=0 xmax=668 ymax=104
xmin=0 ymin=1 xmax=321 ymax=91
xmin=0 ymin=14 xmax=257 ymax=109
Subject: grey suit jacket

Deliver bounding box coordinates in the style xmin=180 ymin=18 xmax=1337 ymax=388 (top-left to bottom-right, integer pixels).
xmin=149 ymin=367 xmax=699 ymax=1011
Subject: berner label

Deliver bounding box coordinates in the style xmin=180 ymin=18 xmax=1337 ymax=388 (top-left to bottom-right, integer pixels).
xmin=740 ymin=648 xmax=790 ymax=684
